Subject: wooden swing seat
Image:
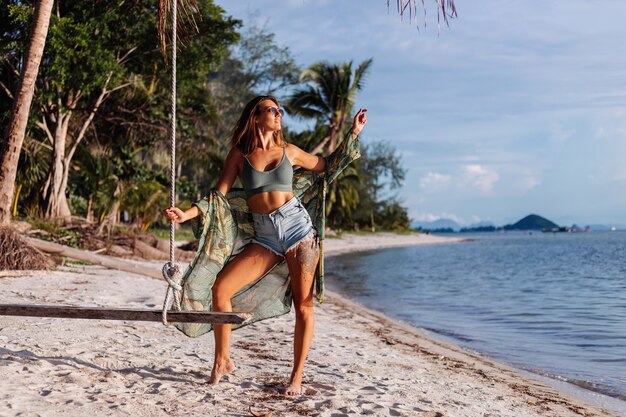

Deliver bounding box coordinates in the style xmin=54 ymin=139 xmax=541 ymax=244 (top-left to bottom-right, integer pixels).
xmin=0 ymin=304 xmax=251 ymax=324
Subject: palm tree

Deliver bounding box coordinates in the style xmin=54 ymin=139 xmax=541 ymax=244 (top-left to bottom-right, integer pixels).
xmin=287 ymin=60 xmax=372 ymax=227
xmin=326 ymin=165 xmax=361 ymax=229
xmin=0 ymin=0 xmax=54 ymax=225
xmin=287 ymin=59 xmax=372 ymax=155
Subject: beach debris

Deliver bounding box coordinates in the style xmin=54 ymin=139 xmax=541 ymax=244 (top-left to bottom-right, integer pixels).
xmin=384 ymin=336 xmax=397 ymax=345
xmin=249 ymin=406 xmax=273 ymax=417
xmin=0 ymin=226 xmax=52 ymax=270
xmin=23 ymin=220 xmax=194 ymax=261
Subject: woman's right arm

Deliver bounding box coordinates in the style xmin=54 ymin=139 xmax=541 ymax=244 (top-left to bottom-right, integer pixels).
xmin=165 ymin=147 xmax=241 ymax=223
xmin=214 ymin=146 xmax=241 ymax=196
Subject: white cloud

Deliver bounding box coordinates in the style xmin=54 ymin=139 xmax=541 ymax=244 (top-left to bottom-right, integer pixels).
xmin=594 ymin=126 xmax=606 ymax=140
xmin=549 ymin=122 xmax=576 ymax=144
xmin=462 ymin=165 xmax=499 ymax=193
xmin=413 ymin=213 xmax=442 ymax=222
xmin=419 ymin=172 xmax=451 ymax=191
xmin=470 ymin=215 xmax=482 ymax=224
xmin=413 ymin=212 xmax=468 ymax=225
xmin=612 ymin=166 xmax=626 ymax=182
xmin=518 ymin=175 xmax=541 ymax=192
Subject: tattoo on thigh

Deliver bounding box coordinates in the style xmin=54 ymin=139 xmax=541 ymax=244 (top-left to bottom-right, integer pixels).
xmin=294 ymin=235 xmax=320 ymax=274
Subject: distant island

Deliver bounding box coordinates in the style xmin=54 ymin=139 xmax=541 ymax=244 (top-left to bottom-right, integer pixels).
xmin=502 ymin=214 xmax=559 ymax=231
xmin=415 ymin=214 xmax=595 ymax=234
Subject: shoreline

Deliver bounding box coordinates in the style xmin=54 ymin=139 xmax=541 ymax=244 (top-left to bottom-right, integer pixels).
xmin=323 ymin=232 xmax=467 ymax=257
xmin=325 ymin=233 xmax=626 ymax=415
xmin=0 ymin=232 xmax=621 ymax=416
xmin=322 ymin=287 xmax=626 ymax=417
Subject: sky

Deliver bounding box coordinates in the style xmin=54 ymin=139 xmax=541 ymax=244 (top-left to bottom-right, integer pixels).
xmin=215 ymin=0 xmax=626 ymax=227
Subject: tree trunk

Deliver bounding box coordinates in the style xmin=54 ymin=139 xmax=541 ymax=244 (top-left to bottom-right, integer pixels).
xmin=25 ymin=237 xmax=163 ymax=279
xmin=0 ymin=0 xmax=54 ymax=225
xmin=328 ymin=129 xmax=338 ymax=155
xmin=41 ymin=73 xmax=116 ymax=221
xmin=97 ymin=182 xmax=121 ymax=236
xmin=327 ymin=112 xmax=345 ymax=155
xmin=86 ymin=196 xmax=94 ymax=223
xmin=43 ymin=111 xmax=72 ymax=219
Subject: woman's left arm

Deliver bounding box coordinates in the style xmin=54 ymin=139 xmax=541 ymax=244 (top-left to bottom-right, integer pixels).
xmin=291 ymin=108 xmax=368 ymax=172
xmin=289 ymin=144 xmax=326 ymax=172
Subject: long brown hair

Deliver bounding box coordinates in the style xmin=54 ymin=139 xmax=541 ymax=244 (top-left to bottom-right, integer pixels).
xmin=230 ymin=95 xmax=285 ymax=155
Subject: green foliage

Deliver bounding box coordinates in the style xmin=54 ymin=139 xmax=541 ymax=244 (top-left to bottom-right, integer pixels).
xmin=151 ymin=224 xmax=196 ymax=242
xmin=27 ymin=216 xmax=81 ymax=247
xmin=287 ymin=59 xmax=372 ymax=155
xmin=70 ymin=143 xmax=173 ymax=229
xmin=0 ymin=3 xmax=32 ymax=125
xmin=378 ymin=201 xmax=411 ymax=231
xmin=332 ymin=141 xmax=409 ymax=231
xmin=45 ymin=12 xmax=120 ymax=99
xmin=326 ymin=165 xmax=361 ymax=228
xmin=2 ymin=3 xmax=410 ymax=233
xmin=2 ymin=0 xmax=241 ymax=222
xmin=14 ymin=137 xmax=49 ymax=214
xmin=359 ymin=142 xmax=408 ymax=231
xmin=360 ymin=141 xmax=406 ymax=201
xmin=288 ymin=59 xmax=372 ymax=124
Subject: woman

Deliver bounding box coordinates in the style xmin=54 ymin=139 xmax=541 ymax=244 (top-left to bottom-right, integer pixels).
xmin=165 ymin=95 xmax=367 ymax=395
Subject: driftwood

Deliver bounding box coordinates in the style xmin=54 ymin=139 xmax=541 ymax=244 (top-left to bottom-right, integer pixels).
xmin=0 ymin=304 xmax=251 ymax=324
xmin=135 ymin=232 xmax=194 ymax=260
xmin=25 ymin=237 xmax=163 ymax=279
xmin=133 ymin=239 xmax=170 ymax=260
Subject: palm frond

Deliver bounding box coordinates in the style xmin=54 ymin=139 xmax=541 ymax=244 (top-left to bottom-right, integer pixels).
xmin=388 ymin=0 xmax=457 ymax=28
xmin=287 ymin=88 xmax=331 ymax=118
xmin=351 ymin=58 xmax=373 ymax=94
xmin=158 ymin=0 xmax=200 ymax=59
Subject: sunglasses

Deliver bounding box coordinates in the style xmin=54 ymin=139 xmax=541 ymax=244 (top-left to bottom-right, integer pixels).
xmin=263 ymin=106 xmax=284 ymax=117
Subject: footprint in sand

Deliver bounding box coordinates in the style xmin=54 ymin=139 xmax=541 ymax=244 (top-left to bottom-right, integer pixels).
xmin=308 ymin=382 xmax=336 ymax=392
xmin=314 ymin=398 xmax=344 ymax=410
xmin=240 ymin=381 xmax=264 ymax=389
xmin=359 ymin=385 xmax=385 ymax=394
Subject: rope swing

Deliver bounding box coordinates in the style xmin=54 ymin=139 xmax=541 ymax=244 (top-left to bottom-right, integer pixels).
xmin=161 ymin=0 xmax=183 ymax=325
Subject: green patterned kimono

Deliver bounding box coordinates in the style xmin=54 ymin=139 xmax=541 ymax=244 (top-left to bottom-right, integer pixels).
xmin=175 ymin=132 xmax=360 ymax=337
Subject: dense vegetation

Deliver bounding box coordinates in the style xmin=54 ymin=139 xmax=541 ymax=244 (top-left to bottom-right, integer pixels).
xmin=1 ymin=0 xmax=410 ymax=235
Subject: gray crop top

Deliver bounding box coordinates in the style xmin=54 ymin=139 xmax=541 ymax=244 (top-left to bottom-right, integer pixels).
xmin=242 ymin=146 xmax=293 ymax=197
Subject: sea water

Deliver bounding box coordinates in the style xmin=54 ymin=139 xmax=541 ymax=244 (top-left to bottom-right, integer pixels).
xmin=327 ymin=231 xmax=626 ymax=407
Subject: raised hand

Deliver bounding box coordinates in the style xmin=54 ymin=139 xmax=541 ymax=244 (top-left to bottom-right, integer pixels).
xmin=352 ymin=108 xmax=368 ymax=136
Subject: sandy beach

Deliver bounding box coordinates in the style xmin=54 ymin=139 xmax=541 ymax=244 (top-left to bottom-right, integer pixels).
xmin=0 ymin=233 xmax=619 ymax=417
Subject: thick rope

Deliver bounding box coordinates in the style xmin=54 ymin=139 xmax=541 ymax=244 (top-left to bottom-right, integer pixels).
xmin=162 ymin=0 xmax=181 ymax=326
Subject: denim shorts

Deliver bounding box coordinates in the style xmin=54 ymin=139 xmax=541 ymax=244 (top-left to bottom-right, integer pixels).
xmin=251 ymin=196 xmax=316 ymax=257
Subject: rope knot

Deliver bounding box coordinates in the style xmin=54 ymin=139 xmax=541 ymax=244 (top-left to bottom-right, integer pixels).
xmin=162 ymin=262 xmax=182 ymax=291
xmin=162 ymin=261 xmax=183 ymax=326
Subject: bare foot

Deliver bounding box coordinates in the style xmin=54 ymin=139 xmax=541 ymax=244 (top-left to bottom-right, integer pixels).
xmin=209 ymin=359 xmax=235 ymax=385
xmin=284 ymin=374 xmax=303 ymax=396
xmin=284 ymin=383 xmax=303 ymax=396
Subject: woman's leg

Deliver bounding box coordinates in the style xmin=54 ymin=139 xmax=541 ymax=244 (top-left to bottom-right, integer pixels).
xmin=284 ymin=235 xmax=320 ymax=395
xmin=210 ymin=243 xmax=282 ymax=384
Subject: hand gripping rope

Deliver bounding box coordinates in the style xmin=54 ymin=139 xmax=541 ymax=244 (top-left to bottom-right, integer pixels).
xmin=161 ymin=0 xmax=182 ymax=326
